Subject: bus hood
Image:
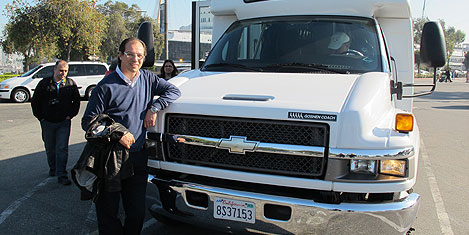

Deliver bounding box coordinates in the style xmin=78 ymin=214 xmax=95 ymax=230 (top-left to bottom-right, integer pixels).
xmin=160 ymin=70 xmax=404 ymax=151
xmin=168 ymin=70 xmax=366 ymax=117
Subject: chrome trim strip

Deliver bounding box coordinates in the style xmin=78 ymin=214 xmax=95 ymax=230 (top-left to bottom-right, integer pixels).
xmin=176 ymin=135 xmax=219 ymax=147
xmin=147 ymin=159 xmax=160 ymax=169
xmin=329 ymin=146 xmax=414 ymax=160
xmin=159 ymin=161 xmax=333 ymax=190
xmin=178 ymin=181 xmax=419 ymax=212
xmin=172 ymin=134 xmax=325 ymax=157
xmin=223 ymin=94 xmax=275 ymax=101
xmin=148 ymin=178 xmax=420 ymax=234
xmin=256 ymin=142 xmax=324 ymax=157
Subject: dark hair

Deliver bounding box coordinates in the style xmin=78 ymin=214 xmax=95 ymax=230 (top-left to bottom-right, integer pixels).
xmin=159 ymin=59 xmax=179 ymax=79
xmin=54 ymin=60 xmax=68 ymax=68
xmin=117 ymin=37 xmax=147 ymax=67
xmin=109 ymin=60 xmax=117 ymax=71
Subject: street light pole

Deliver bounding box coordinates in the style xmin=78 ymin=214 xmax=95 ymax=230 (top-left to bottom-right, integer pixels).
xmin=164 ymin=0 xmax=169 ymax=60
xmin=422 ymin=0 xmax=426 ymax=18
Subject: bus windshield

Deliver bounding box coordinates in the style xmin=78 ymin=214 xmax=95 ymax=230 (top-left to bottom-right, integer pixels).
xmin=202 ymin=16 xmax=383 ymax=74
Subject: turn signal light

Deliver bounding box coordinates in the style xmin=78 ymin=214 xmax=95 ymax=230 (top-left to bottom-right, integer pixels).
xmin=395 ymin=113 xmax=413 ymax=132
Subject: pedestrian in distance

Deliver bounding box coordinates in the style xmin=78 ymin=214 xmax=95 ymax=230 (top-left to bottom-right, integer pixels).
xmin=81 ymin=37 xmax=181 ymax=235
xmin=31 ymin=60 xmax=81 ymax=185
xmin=445 ymin=69 xmax=452 ymax=82
xmin=159 ymin=59 xmax=179 ymax=80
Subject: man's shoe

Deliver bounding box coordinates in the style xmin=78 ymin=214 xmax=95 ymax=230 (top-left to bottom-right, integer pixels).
xmin=58 ymin=176 xmax=72 ymax=185
xmin=49 ymin=169 xmax=56 ymax=177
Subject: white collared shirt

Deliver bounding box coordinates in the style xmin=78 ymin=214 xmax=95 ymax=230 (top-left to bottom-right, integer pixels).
xmin=116 ymin=65 xmax=140 ymax=87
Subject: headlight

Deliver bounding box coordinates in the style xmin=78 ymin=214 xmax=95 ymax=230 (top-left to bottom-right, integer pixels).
xmin=350 ymin=159 xmax=377 ymax=174
xmin=0 ymin=84 xmax=10 ymax=89
xmin=379 ymin=159 xmax=406 ymax=177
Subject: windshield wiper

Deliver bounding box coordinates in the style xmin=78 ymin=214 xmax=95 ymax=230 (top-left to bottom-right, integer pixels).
xmin=264 ymin=62 xmax=346 ymax=74
xmin=202 ymin=63 xmax=262 ymax=72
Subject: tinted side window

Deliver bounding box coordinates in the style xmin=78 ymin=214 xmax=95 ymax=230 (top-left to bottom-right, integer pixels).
xmin=68 ymin=65 xmax=86 ymax=76
xmin=85 ymin=64 xmax=107 ymax=75
xmin=34 ymin=66 xmax=54 ymax=78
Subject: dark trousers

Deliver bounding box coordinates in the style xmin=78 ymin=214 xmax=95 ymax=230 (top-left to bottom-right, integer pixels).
xmin=95 ymin=151 xmax=148 ymax=235
xmin=40 ymin=119 xmax=71 ymax=177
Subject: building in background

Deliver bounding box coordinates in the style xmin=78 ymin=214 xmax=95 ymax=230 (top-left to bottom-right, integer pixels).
xmin=449 ymin=42 xmax=469 ymax=73
xmin=199 ymin=5 xmax=213 ymax=33
xmin=0 ymin=46 xmax=23 ymax=74
xmin=158 ymin=3 xmax=213 ymax=63
xmin=161 ymin=29 xmax=211 ymax=62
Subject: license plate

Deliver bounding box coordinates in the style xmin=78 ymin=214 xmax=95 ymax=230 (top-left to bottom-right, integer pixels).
xmin=213 ymin=197 xmax=255 ymax=224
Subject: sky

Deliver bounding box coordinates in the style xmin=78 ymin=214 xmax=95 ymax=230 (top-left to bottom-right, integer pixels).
xmin=0 ymin=0 xmax=468 ymax=43
xmin=0 ymin=0 xmax=194 ymax=35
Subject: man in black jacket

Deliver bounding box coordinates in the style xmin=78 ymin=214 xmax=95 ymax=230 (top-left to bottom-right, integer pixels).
xmin=31 ymin=60 xmax=81 ymax=185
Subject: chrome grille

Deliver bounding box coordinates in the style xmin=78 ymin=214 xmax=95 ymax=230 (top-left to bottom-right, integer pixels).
xmin=164 ymin=114 xmax=329 ymax=177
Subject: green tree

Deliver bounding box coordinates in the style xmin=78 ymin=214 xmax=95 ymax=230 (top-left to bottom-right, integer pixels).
xmin=3 ymin=0 xmax=107 ymax=68
xmin=97 ymin=1 xmax=163 ymax=63
xmin=136 ymin=16 xmax=164 ymax=63
xmin=4 ymin=0 xmax=162 ymax=68
xmin=440 ymin=20 xmax=466 ymax=64
xmin=2 ymin=0 xmax=57 ymax=71
xmin=97 ymin=1 xmax=136 ymax=62
xmin=413 ymin=17 xmax=429 ymax=46
xmin=413 ymin=18 xmax=466 ymax=67
xmin=44 ymin=0 xmax=107 ymax=61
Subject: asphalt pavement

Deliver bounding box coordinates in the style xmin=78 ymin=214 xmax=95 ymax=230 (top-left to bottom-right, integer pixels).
xmin=0 ymin=99 xmax=220 ymax=235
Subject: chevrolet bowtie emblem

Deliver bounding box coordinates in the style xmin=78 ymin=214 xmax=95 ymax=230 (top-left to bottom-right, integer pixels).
xmin=217 ymin=136 xmax=259 ymax=154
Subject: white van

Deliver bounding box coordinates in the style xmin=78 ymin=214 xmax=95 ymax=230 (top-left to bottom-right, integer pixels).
xmin=145 ymin=0 xmax=446 ymax=234
xmin=0 ymin=61 xmax=108 ymax=103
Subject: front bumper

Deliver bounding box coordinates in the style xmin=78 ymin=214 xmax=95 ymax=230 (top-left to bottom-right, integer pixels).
xmin=147 ymin=175 xmax=420 ymax=234
xmin=0 ymin=89 xmax=11 ymax=99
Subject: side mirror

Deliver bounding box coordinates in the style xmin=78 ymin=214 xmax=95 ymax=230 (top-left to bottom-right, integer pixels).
xmin=396 ymin=21 xmax=446 ymax=99
xmin=420 ymin=21 xmax=446 ymax=67
xmin=137 ymin=21 xmax=155 ymax=68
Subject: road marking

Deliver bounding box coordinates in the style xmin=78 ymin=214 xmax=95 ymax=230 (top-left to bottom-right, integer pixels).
xmin=0 ymin=177 xmax=53 ymax=225
xmin=420 ymin=140 xmax=454 ymax=235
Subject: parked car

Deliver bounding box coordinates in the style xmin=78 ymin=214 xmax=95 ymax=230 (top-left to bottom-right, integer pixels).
xmin=177 ymin=66 xmax=192 ymax=75
xmin=0 ymin=61 xmax=108 ymax=103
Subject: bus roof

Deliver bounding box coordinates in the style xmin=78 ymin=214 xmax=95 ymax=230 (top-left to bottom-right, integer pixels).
xmin=211 ymin=0 xmax=411 ymax=20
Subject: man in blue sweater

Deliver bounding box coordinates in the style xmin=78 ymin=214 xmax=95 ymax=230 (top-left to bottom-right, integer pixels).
xmin=81 ymin=37 xmax=181 ymax=235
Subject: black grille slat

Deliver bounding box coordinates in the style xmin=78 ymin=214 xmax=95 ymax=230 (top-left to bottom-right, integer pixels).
xmin=164 ymin=114 xmax=329 ymax=178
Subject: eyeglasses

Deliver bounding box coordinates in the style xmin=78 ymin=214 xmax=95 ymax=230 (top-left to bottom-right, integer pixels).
xmin=123 ymin=51 xmax=145 ymax=60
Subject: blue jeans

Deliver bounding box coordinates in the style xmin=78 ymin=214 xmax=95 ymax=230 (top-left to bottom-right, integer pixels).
xmin=40 ymin=119 xmax=71 ymax=177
